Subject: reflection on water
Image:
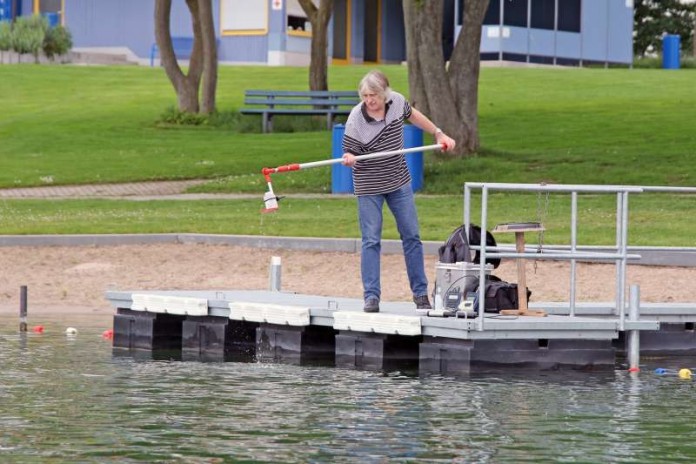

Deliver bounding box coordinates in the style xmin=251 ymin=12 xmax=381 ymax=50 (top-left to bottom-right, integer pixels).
xmin=2 ymin=315 xmax=696 ymax=463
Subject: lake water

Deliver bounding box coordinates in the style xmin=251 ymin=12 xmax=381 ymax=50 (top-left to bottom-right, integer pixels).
xmin=2 ymin=315 xmax=696 ymax=463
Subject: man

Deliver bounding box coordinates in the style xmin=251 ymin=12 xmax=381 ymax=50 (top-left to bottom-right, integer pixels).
xmin=342 ymin=70 xmax=456 ymax=313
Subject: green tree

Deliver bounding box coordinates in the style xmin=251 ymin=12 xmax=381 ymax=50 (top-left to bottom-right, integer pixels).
xmin=43 ymin=25 xmax=73 ymax=61
xmin=634 ymin=0 xmax=696 ymax=57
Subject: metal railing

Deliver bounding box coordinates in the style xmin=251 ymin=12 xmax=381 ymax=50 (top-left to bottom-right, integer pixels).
xmin=463 ymin=183 xmax=644 ymax=332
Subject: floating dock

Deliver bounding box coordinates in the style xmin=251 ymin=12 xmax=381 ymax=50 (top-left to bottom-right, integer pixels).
xmin=535 ymin=302 xmax=696 ymax=356
xmin=106 ymin=289 xmax=662 ymax=374
xmin=106 ymin=181 xmax=696 ymax=373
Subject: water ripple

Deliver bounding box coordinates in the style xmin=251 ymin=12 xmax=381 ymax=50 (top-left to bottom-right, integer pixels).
xmin=3 ymin=319 xmax=696 ymax=462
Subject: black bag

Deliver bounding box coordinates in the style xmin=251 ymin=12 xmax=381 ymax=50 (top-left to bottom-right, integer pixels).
xmin=480 ymin=275 xmax=532 ymax=313
xmin=438 ymin=225 xmax=472 ymax=264
xmin=469 ymin=225 xmax=501 ymax=269
xmin=437 ymin=224 xmax=501 ymax=268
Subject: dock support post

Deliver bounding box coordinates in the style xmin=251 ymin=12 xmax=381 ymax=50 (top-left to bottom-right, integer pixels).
xmin=269 ymin=256 xmax=281 ymax=291
xmin=182 ymin=316 xmax=257 ymax=362
xmin=256 ymin=324 xmax=336 ymax=364
xmin=627 ymin=284 xmax=641 ymax=372
xmin=19 ymin=285 xmax=27 ymax=332
xmin=335 ymin=331 xmax=420 ymax=371
xmin=113 ymin=308 xmax=183 ymax=351
xmin=420 ymin=337 xmax=473 ymax=375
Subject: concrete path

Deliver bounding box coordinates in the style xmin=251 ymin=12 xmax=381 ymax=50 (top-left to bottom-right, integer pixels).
xmin=0 ymin=180 xmax=208 ymax=199
xmin=0 ymin=180 xmax=346 ymax=201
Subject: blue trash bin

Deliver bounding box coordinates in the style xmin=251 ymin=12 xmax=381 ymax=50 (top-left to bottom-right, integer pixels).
xmin=663 ymin=34 xmax=680 ymax=69
xmin=331 ymin=124 xmax=354 ymax=194
xmin=404 ymin=124 xmax=424 ymax=192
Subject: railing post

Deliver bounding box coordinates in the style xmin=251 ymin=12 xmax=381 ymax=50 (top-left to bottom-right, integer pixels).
xmin=569 ymin=191 xmax=578 ymax=317
xmin=477 ymin=186 xmax=489 ymax=332
xmin=619 ymin=192 xmax=630 ymax=331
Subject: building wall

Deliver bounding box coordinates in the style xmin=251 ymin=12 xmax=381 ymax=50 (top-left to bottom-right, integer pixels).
xmin=19 ymin=0 xmax=30 ymax=18
xmin=18 ymin=0 xmax=633 ymax=66
xmin=64 ymin=0 xmax=197 ymax=58
xmin=59 ymin=0 xmax=270 ymax=64
xmin=477 ymin=0 xmax=633 ymax=65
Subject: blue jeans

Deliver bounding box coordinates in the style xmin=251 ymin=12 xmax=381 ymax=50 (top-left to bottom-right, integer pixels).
xmin=357 ymin=183 xmax=428 ymax=301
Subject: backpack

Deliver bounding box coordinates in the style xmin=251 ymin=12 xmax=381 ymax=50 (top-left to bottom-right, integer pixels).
xmin=438 ymin=224 xmax=501 ymax=268
xmin=438 ymin=225 xmax=471 ymax=264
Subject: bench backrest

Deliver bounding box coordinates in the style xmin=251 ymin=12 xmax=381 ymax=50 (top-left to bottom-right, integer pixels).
xmin=244 ymin=90 xmax=360 ymax=108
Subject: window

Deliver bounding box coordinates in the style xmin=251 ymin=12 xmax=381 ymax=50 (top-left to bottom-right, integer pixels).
xmin=557 ymin=0 xmax=580 ymax=33
xmin=287 ymin=0 xmax=311 ymax=33
xmin=483 ymin=0 xmax=501 ymax=25
xmin=531 ymin=0 xmax=555 ymax=30
xmin=221 ymin=0 xmax=267 ymax=34
xmin=503 ymin=0 xmax=528 ymax=28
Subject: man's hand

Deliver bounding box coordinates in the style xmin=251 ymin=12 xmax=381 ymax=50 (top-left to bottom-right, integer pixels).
xmin=436 ymin=131 xmax=457 ymax=152
xmin=342 ymin=153 xmax=357 ymax=167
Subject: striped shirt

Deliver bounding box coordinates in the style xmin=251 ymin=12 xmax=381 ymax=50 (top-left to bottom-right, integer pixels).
xmin=342 ymin=91 xmax=412 ymax=196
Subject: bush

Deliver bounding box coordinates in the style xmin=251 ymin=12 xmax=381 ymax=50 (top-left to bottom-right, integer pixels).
xmin=633 ymin=55 xmax=696 ymax=69
xmin=158 ymin=106 xmax=209 ymax=126
xmin=12 ymin=15 xmax=48 ymax=62
xmin=0 ymin=21 xmax=11 ymax=63
xmin=0 ymin=21 xmax=11 ymax=51
xmin=43 ymin=25 xmax=72 ymax=61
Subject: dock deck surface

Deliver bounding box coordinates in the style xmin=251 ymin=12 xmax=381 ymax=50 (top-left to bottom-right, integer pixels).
xmin=106 ymin=289 xmax=659 ymax=340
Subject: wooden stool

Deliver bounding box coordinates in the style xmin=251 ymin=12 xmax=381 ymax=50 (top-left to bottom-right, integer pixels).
xmin=491 ymin=222 xmax=547 ymax=317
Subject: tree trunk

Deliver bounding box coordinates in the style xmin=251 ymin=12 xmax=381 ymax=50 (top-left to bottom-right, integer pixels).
xmin=448 ymin=0 xmax=489 ymax=153
xmin=412 ymin=0 xmax=457 ymax=136
xmin=403 ymin=1 xmax=430 ymax=115
xmin=404 ymin=0 xmax=490 ymax=156
xmin=155 ymin=0 xmax=217 ymax=114
xmin=185 ymin=0 xmax=205 ymax=93
xmin=155 ymin=0 xmax=198 ymax=112
xmin=299 ymin=0 xmax=333 ymax=91
xmin=197 ymin=0 xmax=217 ymax=113
xmin=693 ymin=15 xmax=696 ymax=57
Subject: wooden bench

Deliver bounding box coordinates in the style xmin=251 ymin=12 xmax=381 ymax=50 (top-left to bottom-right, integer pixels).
xmin=240 ymin=90 xmax=360 ymax=133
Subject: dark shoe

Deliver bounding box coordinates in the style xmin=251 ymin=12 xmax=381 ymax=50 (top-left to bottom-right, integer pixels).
xmin=363 ymin=297 xmax=380 ymax=313
xmin=413 ymin=295 xmax=432 ymax=313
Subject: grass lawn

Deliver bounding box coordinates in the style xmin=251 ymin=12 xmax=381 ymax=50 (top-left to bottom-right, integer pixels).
xmin=0 ymin=64 xmax=694 ymax=245
xmin=1 ymin=192 xmax=694 ymax=246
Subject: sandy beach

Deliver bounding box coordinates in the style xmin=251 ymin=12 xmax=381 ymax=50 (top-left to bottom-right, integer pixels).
xmin=1 ymin=242 xmax=694 ymax=318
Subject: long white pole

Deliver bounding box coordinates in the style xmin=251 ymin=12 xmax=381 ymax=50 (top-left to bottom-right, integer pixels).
xmin=262 ymin=144 xmax=444 ymax=180
xmin=260 ymin=143 xmax=444 ymax=212
xmin=298 ymin=144 xmax=444 ymax=170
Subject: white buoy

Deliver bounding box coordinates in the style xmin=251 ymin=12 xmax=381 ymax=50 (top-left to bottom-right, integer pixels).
xmin=65 ymin=327 xmax=78 ymax=336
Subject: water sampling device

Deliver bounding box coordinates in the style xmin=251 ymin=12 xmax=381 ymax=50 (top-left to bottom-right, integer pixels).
xmin=260 ymin=143 xmax=445 ymax=213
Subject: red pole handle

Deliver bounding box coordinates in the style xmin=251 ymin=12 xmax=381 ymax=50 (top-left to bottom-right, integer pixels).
xmin=262 ymin=164 xmax=301 ymax=182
